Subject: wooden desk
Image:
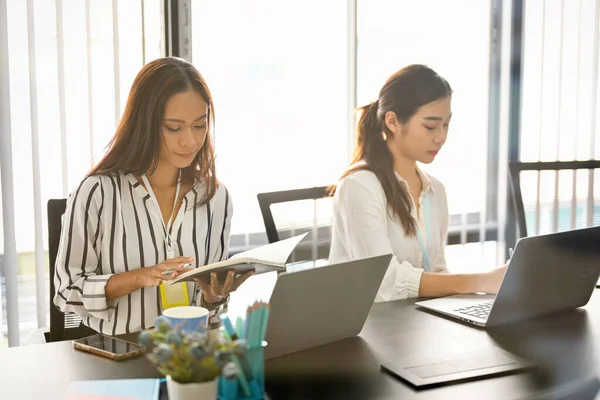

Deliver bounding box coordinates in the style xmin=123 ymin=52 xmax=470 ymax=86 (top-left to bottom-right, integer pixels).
xmin=0 ymin=338 xmax=161 ymax=399
xmin=3 ymin=294 xmax=600 ymax=399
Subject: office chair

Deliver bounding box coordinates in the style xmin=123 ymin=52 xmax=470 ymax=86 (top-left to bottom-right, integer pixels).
xmin=508 ymin=160 xmax=600 ymax=239
xmin=257 ymin=186 xmax=332 ymax=263
xmin=47 ymin=199 xmax=95 ymax=342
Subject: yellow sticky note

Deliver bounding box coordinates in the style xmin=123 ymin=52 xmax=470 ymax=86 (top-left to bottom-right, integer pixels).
xmin=160 ymin=282 xmax=189 ymax=310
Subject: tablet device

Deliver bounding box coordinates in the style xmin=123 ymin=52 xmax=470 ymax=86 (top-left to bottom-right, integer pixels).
xmin=381 ymin=346 xmax=533 ymax=389
xmin=72 ymin=333 xmax=146 ymax=361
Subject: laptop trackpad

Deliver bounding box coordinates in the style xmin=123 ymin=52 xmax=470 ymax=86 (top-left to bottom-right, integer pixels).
xmin=381 ymin=347 xmax=533 ymax=388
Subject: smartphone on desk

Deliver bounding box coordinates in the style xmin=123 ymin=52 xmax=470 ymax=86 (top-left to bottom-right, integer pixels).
xmin=72 ymin=333 xmax=146 ymax=361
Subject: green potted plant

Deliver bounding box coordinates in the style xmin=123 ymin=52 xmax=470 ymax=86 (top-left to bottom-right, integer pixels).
xmin=139 ymin=316 xmax=247 ymax=400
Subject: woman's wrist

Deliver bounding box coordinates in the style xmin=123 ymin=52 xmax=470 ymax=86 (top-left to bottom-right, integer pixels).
xmin=201 ymin=294 xmax=229 ymax=330
xmin=456 ymin=273 xmax=481 ymax=295
xmin=201 ymin=293 xmax=229 ymax=309
xmin=105 ymin=270 xmax=144 ymax=301
xmin=203 ymin=294 xmax=225 ymax=304
xmin=127 ymin=269 xmax=146 ymax=289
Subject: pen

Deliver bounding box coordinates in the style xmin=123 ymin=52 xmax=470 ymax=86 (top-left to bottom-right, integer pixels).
xmin=162 ymin=263 xmax=193 ymax=275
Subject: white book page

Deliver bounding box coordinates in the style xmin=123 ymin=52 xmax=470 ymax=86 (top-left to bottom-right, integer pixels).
xmin=230 ymin=233 xmax=308 ymax=264
xmin=167 ymin=233 xmax=308 ymax=284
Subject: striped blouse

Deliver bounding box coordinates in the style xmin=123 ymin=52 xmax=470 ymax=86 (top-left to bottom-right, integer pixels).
xmin=53 ymin=172 xmax=232 ymax=336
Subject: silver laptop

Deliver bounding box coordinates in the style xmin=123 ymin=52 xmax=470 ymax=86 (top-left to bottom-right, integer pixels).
xmin=416 ymin=226 xmax=600 ymax=327
xmin=264 ymin=254 xmax=392 ymax=359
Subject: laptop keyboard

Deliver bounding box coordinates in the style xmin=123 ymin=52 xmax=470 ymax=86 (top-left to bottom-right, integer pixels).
xmin=454 ymin=302 xmax=494 ymax=319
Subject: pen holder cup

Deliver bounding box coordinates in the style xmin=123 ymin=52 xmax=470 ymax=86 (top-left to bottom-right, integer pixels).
xmin=218 ymin=345 xmax=265 ymax=400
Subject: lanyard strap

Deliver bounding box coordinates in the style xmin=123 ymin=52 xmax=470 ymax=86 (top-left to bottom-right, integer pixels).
xmin=141 ymin=170 xmax=182 ymax=255
xmin=415 ymin=194 xmax=432 ymax=272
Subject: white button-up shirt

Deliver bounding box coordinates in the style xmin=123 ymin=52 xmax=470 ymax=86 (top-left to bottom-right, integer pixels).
xmin=329 ymin=167 xmax=449 ymax=301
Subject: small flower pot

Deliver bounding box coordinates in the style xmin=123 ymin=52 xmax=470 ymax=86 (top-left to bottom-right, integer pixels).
xmin=167 ymin=375 xmax=218 ymax=400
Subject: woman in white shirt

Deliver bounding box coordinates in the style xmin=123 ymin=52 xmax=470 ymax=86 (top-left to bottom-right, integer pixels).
xmin=53 ymin=57 xmax=253 ymax=336
xmin=329 ymin=64 xmax=506 ymax=301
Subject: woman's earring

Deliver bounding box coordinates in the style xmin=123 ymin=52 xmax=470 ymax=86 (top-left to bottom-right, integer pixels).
xmin=381 ymin=132 xmax=387 ymax=141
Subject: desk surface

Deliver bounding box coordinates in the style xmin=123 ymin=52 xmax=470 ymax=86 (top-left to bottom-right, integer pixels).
xmin=3 ymin=294 xmax=600 ymax=399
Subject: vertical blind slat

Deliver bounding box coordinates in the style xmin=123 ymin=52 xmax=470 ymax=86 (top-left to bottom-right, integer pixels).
xmin=26 ymin=0 xmax=47 ymax=329
xmin=312 ymin=201 xmax=318 ymax=261
xmin=534 ymin=0 xmax=547 ymax=236
xmin=112 ymin=0 xmax=121 ymax=127
xmin=56 ymin=0 xmax=68 ymax=197
xmin=571 ymin=0 xmax=584 ymax=230
xmin=460 ymin=212 xmax=467 ymax=245
xmin=552 ymin=0 xmax=565 ymax=233
xmin=346 ymin=0 xmax=357 ymax=163
xmin=85 ymin=0 xmax=94 ymax=167
xmin=587 ymin=0 xmax=600 ymax=227
xmin=141 ymin=0 xmax=146 ymax=64
xmin=0 ymin=0 xmax=21 ymax=347
xmin=571 ymin=170 xmax=578 ymax=229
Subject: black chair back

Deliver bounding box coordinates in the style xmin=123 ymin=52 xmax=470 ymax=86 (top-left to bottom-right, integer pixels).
xmin=508 ymin=160 xmax=600 ymax=238
xmin=257 ymin=186 xmax=331 ymax=262
xmin=47 ymin=199 xmax=95 ymax=342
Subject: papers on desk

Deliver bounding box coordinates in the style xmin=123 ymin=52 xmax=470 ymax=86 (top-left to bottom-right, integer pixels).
xmin=66 ymin=378 xmax=161 ymax=400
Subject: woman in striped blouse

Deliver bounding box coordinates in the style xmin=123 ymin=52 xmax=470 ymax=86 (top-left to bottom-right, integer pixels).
xmin=53 ymin=57 xmax=253 ymax=337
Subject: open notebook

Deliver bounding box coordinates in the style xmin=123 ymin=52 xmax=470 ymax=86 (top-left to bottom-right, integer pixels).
xmin=168 ymin=233 xmax=308 ymax=284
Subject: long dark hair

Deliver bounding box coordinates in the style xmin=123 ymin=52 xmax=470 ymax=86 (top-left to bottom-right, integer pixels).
xmin=332 ymin=64 xmax=452 ymax=236
xmin=89 ymin=57 xmax=218 ymax=205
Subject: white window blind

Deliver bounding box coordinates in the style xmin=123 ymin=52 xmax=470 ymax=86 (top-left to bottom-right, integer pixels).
xmin=520 ymin=0 xmax=600 ymax=235
xmin=1 ymin=0 xmax=163 ymax=347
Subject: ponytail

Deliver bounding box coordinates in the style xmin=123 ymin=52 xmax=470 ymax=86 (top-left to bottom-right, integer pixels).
xmin=352 ymin=100 xmax=382 ymax=162
xmin=330 ymin=100 xmax=417 ymax=236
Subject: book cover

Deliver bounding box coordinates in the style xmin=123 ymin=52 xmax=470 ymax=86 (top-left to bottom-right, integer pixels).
xmin=65 ymin=378 xmax=161 ymax=400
